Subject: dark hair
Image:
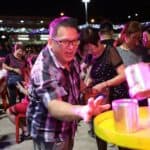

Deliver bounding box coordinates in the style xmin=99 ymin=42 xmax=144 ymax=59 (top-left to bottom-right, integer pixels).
xmin=99 ymin=22 xmax=114 ymax=34
xmin=49 ymin=16 xmax=79 ymax=38
xmin=79 ymin=27 xmax=99 ymax=50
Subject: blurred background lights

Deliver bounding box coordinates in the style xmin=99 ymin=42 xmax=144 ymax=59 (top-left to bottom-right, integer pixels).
xmin=128 ymin=15 xmax=131 ymax=19
xmin=40 ymin=20 xmax=44 ymax=24
xmin=90 ymin=18 xmax=95 ymax=23
xmin=20 ymin=20 xmax=24 ymax=23
xmin=60 ymin=12 xmax=64 ymax=16
xmin=1 ymin=35 xmax=6 ymax=39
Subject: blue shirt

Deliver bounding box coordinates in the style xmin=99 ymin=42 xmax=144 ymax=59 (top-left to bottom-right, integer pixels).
xmin=27 ymin=46 xmax=81 ymax=142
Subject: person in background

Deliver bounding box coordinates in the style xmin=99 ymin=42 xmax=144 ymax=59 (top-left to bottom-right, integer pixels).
xmin=116 ymin=21 xmax=144 ymax=67
xmin=116 ymin=20 xmax=148 ymax=106
xmin=80 ymin=27 xmax=129 ymax=101
xmin=79 ymin=22 xmax=116 ymax=88
xmin=26 ymin=16 xmax=110 ymax=150
xmin=6 ymin=54 xmax=37 ymax=141
xmin=79 ymin=27 xmax=129 ymax=150
xmin=76 ymin=27 xmax=93 ymax=64
xmin=99 ymin=21 xmax=115 ymax=46
xmin=6 ymin=82 xmax=29 ymax=139
xmin=142 ymin=26 xmax=150 ymax=62
xmin=78 ymin=27 xmax=93 ymax=82
xmin=2 ymin=42 xmax=27 ymax=106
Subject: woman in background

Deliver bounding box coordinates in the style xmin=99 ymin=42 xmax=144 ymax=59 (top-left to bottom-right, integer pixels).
xmin=3 ymin=42 xmax=27 ymax=106
xmin=6 ymin=54 xmax=37 ymax=140
xmin=79 ymin=27 xmax=129 ymax=150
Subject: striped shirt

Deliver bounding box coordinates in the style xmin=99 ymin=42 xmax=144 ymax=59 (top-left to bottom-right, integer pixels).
xmin=27 ymin=46 xmax=81 ymax=142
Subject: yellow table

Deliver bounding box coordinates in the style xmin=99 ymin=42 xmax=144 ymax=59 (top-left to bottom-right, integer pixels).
xmin=94 ymin=107 xmax=150 ymax=150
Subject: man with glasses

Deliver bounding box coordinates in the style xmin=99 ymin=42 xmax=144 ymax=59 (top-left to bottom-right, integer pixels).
xmin=27 ymin=16 xmax=110 ymax=150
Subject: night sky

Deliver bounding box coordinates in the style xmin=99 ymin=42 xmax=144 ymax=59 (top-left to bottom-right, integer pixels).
xmin=0 ymin=0 xmax=150 ymax=24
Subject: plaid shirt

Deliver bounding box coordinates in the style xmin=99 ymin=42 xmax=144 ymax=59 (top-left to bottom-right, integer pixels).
xmin=27 ymin=46 xmax=81 ymax=142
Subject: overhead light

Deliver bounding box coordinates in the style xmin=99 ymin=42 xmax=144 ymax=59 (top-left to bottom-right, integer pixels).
xmin=20 ymin=20 xmax=24 ymax=23
xmin=60 ymin=12 xmax=64 ymax=16
xmin=0 ymin=27 xmax=5 ymax=31
xmin=40 ymin=34 xmax=48 ymax=40
xmin=82 ymin=0 xmax=90 ymax=3
xmin=18 ymin=34 xmax=29 ymax=41
xmin=90 ymin=18 xmax=95 ymax=23
xmin=81 ymin=0 xmax=91 ymax=25
xmin=1 ymin=35 xmax=6 ymax=39
xmin=128 ymin=15 xmax=131 ymax=19
xmin=40 ymin=20 xmax=44 ymax=24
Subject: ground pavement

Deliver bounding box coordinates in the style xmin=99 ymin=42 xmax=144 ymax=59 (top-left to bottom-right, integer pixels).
xmin=0 ymin=108 xmax=118 ymax=150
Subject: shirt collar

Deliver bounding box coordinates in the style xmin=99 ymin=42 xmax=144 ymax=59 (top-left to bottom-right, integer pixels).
xmin=47 ymin=45 xmax=65 ymax=69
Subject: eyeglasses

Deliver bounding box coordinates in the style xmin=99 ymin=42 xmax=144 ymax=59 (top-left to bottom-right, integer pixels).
xmin=52 ymin=38 xmax=80 ymax=48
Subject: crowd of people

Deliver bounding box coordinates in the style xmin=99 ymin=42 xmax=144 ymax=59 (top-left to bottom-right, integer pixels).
xmin=0 ymin=16 xmax=150 ymax=150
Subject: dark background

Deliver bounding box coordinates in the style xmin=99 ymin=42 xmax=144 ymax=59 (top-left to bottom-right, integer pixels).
xmin=0 ymin=0 xmax=150 ymax=24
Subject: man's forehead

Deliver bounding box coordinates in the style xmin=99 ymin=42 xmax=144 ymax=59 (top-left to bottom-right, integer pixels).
xmin=57 ymin=26 xmax=78 ymax=33
xmin=55 ymin=26 xmax=79 ymax=39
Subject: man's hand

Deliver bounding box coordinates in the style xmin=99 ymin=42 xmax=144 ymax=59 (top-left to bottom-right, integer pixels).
xmin=81 ymin=96 xmax=110 ymax=123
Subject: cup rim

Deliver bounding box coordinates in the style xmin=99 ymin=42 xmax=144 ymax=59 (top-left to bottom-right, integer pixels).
xmin=112 ymin=98 xmax=138 ymax=107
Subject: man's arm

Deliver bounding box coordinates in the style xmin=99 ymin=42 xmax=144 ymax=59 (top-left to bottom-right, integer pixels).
xmin=48 ymin=96 xmax=110 ymax=122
